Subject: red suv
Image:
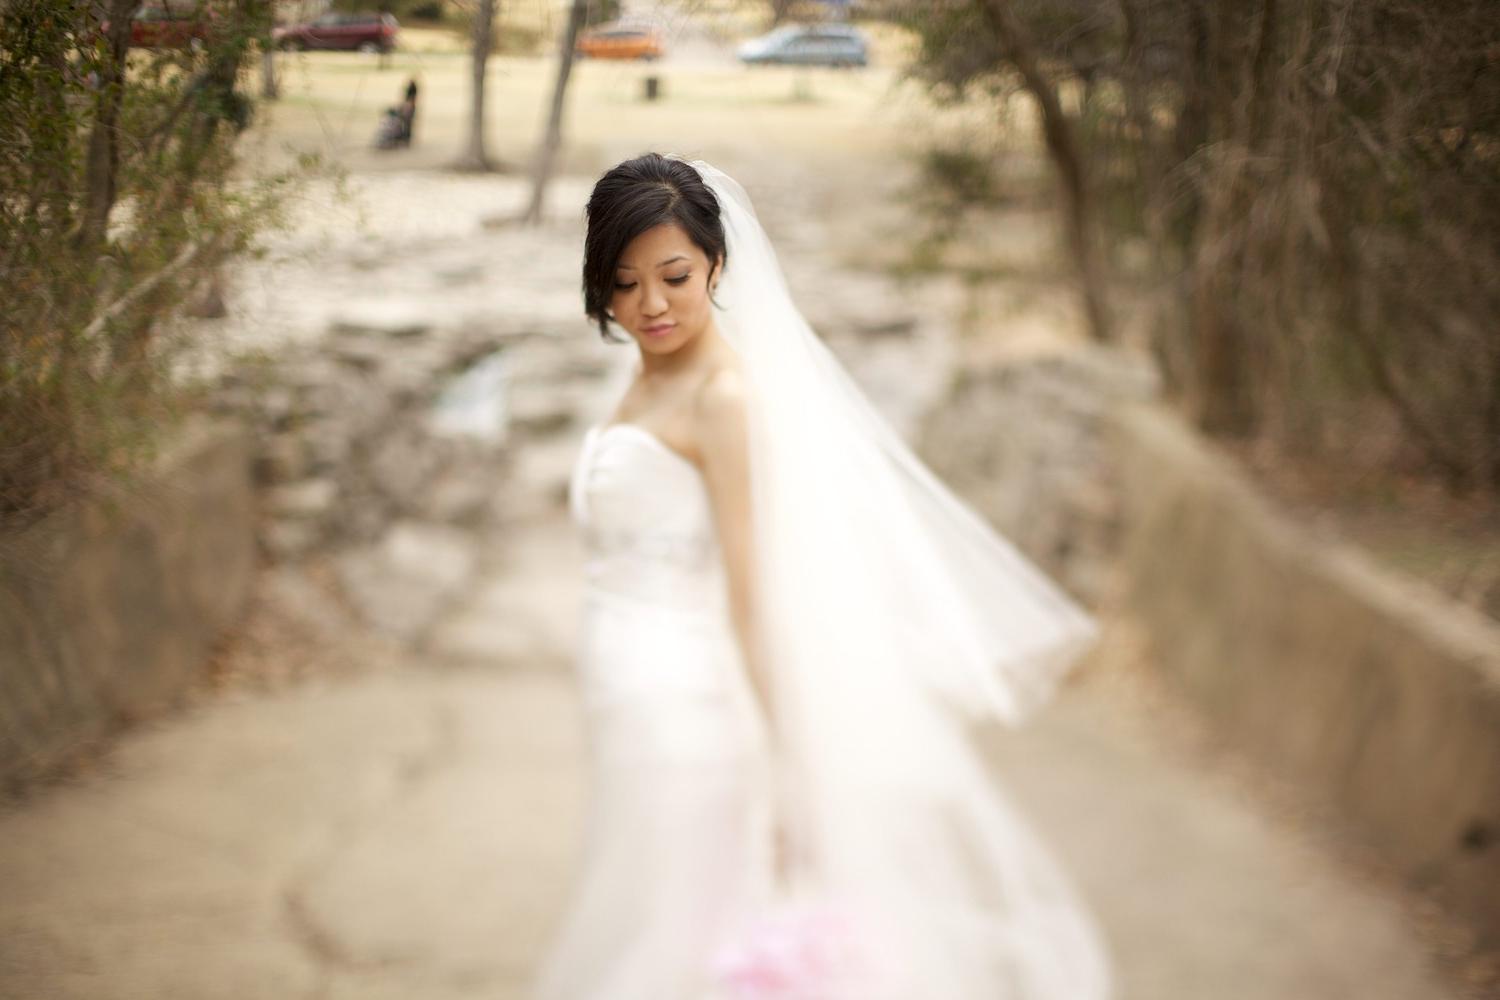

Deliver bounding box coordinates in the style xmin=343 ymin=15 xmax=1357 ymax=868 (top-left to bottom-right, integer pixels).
xmin=274 ymin=12 xmax=397 ymax=53
xmin=99 ymin=2 xmax=216 ymax=49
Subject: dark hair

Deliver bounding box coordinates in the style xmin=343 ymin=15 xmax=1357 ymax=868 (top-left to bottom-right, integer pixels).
xmin=582 ymin=152 xmax=727 ymax=343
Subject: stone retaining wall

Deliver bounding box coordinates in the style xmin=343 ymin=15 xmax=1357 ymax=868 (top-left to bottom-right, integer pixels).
xmin=0 ymin=421 xmax=256 ymax=789
xmin=211 ymin=321 xmax=609 ymax=646
xmin=212 ymin=321 xmax=522 ymax=562
xmin=917 ymin=343 xmax=1159 ymax=604
xmin=1112 ymin=402 xmax=1500 ymax=945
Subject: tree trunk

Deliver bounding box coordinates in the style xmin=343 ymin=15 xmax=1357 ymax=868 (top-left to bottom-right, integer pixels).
xmin=261 ymin=46 xmax=278 ymax=100
xmin=1171 ymin=0 xmax=1212 ymax=244
xmin=77 ymin=0 xmax=140 ymax=250
xmin=524 ymin=0 xmax=586 ymax=225
xmin=1246 ymin=0 xmax=1278 ymax=149
xmin=1182 ymin=1 xmax=1278 ymax=438
xmin=459 ymin=0 xmax=497 ymax=170
xmin=1115 ymin=0 xmax=1154 ymax=213
xmin=1185 ymin=192 xmax=1257 ymax=436
xmin=977 ymin=0 xmax=1111 ymax=342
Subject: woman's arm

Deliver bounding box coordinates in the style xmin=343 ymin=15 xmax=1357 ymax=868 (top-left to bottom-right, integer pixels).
xmin=699 ymin=369 xmax=805 ymax=880
xmin=696 ymin=368 xmax=774 ymax=734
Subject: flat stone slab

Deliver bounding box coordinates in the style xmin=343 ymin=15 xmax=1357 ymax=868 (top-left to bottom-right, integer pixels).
xmin=0 ymin=637 xmax=1462 ymax=1000
xmin=0 ymin=667 xmax=584 ymax=1000
xmin=337 ymin=522 xmax=479 ymax=641
xmin=981 ymin=654 xmax=1459 ymax=1000
xmin=328 ymin=299 xmax=433 ymax=339
xmin=429 ymin=515 xmax=582 ymax=669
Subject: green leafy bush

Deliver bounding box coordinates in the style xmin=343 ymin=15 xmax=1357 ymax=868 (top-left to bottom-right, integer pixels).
xmin=0 ymin=0 xmax=298 ymax=524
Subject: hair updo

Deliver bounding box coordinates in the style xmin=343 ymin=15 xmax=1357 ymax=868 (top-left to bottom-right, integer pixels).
xmin=582 ymin=152 xmax=728 ymax=343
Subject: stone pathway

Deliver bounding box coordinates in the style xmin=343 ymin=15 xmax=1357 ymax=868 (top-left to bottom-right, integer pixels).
xmin=0 ymin=551 xmax=1462 ymax=999
xmin=0 ymin=163 xmax=1470 ymax=1000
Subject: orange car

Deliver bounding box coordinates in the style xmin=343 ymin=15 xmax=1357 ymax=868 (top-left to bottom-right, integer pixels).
xmin=575 ymin=21 xmax=665 ymax=61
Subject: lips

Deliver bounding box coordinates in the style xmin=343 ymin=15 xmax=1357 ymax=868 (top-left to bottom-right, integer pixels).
xmin=643 ymin=323 xmax=675 ymax=337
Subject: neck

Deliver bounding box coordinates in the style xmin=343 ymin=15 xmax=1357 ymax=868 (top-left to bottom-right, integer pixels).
xmin=638 ymin=320 xmax=723 ymax=379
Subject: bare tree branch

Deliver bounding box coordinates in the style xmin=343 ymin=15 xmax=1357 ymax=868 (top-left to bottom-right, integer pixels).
xmin=977 ymin=0 xmax=1111 ymax=342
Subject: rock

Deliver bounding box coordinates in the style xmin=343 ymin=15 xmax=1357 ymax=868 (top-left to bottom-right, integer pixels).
xmin=382 ymin=341 xmax=455 ymax=402
xmin=330 ymin=336 xmax=390 ymax=373
xmin=303 ymin=421 xmax=355 ymax=473
xmin=434 ymin=262 xmax=484 ymax=286
xmin=367 ymin=429 xmax=445 ymax=512
xmin=210 ymin=384 xmax=257 ymax=415
xmin=339 ymin=376 xmax=399 ymax=440
xmin=213 ymin=201 xmax=605 ymax=569
xmin=918 ymin=343 xmax=1159 ymax=603
xmin=329 ymin=300 xmax=431 ymax=339
xmin=505 ymin=380 xmax=595 ymax=437
xmin=428 ymin=351 xmax=508 ymax=444
xmin=850 ymin=318 xmax=917 ymax=338
xmin=502 ymin=437 xmax=582 ymax=521
xmin=266 ymin=477 xmax=339 ymax=519
xmin=282 ymin=356 xmax=347 ymax=394
xmin=293 ymin=378 xmax=353 ymax=421
xmin=429 ymin=520 xmax=580 ymax=667
xmin=336 ymin=522 xmax=478 ymax=642
xmin=254 ymin=435 xmax=311 ymax=485
xmin=423 ymin=460 xmax=508 ymax=525
xmin=337 ymin=495 xmax=390 ymax=546
xmin=259 ymin=385 xmax=298 ymax=430
xmin=261 ymin=519 xmax=323 ymax=560
xmin=259 ymin=564 xmax=353 ymax=636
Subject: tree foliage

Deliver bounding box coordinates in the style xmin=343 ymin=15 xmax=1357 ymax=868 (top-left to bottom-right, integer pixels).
xmin=1 ymin=0 xmax=295 ymax=522
xmin=891 ymin=0 xmax=1500 ymax=492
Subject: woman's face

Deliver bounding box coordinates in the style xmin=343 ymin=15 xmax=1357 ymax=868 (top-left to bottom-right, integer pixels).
xmin=609 ymin=223 xmax=721 ymax=355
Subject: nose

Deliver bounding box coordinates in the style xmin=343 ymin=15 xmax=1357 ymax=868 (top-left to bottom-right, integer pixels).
xmin=642 ymin=282 xmax=668 ymax=317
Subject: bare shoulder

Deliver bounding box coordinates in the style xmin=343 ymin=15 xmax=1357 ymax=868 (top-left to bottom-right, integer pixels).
xmin=694 ymin=365 xmax=750 ymax=460
xmin=697 ymin=365 xmax=748 ymax=419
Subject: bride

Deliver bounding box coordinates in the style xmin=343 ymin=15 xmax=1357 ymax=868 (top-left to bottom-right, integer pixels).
xmin=528 ymin=153 xmax=1113 ymax=1000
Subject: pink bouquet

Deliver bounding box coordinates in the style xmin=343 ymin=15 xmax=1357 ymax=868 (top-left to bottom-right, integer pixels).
xmin=709 ymin=895 xmax=900 ymax=999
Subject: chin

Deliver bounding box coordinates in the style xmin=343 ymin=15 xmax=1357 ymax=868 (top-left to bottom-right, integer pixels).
xmin=639 ymin=326 xmax=696 ymax=352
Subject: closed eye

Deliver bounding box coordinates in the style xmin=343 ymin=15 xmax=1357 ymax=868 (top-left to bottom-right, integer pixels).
xmin=612 ymin=274 xmax=693 ymax=289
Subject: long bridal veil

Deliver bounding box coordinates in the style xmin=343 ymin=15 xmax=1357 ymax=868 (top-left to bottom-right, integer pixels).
xmin=681 ymin=155 xmax=1113 ymax=998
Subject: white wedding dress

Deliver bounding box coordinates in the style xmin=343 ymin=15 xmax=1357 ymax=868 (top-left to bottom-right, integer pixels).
xmin=528 ymin=415 xmax=1112 ymax=999
xmin=528 ymin=420 xmax=777 ymax=1000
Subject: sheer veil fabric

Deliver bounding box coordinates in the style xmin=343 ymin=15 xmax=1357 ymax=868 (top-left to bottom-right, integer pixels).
xmin=678 ymin=156 xmax=1113 ymax=998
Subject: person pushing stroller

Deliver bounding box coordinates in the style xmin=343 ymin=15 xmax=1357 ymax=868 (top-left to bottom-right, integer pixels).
xmin=375 ymin=77 xmax=418 ymax=149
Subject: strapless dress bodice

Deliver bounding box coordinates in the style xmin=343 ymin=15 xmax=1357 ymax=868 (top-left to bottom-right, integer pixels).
xmin=568 ymin=422 xmax=731 ymax=623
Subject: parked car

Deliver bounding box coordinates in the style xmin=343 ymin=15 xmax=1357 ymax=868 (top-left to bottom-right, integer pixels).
xmin=274 ymin=12 xmax=398 ymax=53
xmin=100 ymin=2 xmax=216 ymax=49
xmin=737 ymin=24 xmax=867 ymax=67
xmin=574 ymin=20 xmax=665 ymax=61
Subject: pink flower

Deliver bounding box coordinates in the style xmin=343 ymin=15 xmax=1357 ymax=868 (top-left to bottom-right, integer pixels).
xmin=710 ymin=898 xmax=896 ymax=999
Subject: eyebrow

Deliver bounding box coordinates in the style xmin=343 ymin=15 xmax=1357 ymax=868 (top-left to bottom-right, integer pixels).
xmin=616 ymin=255 xmax=690 ymax=271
